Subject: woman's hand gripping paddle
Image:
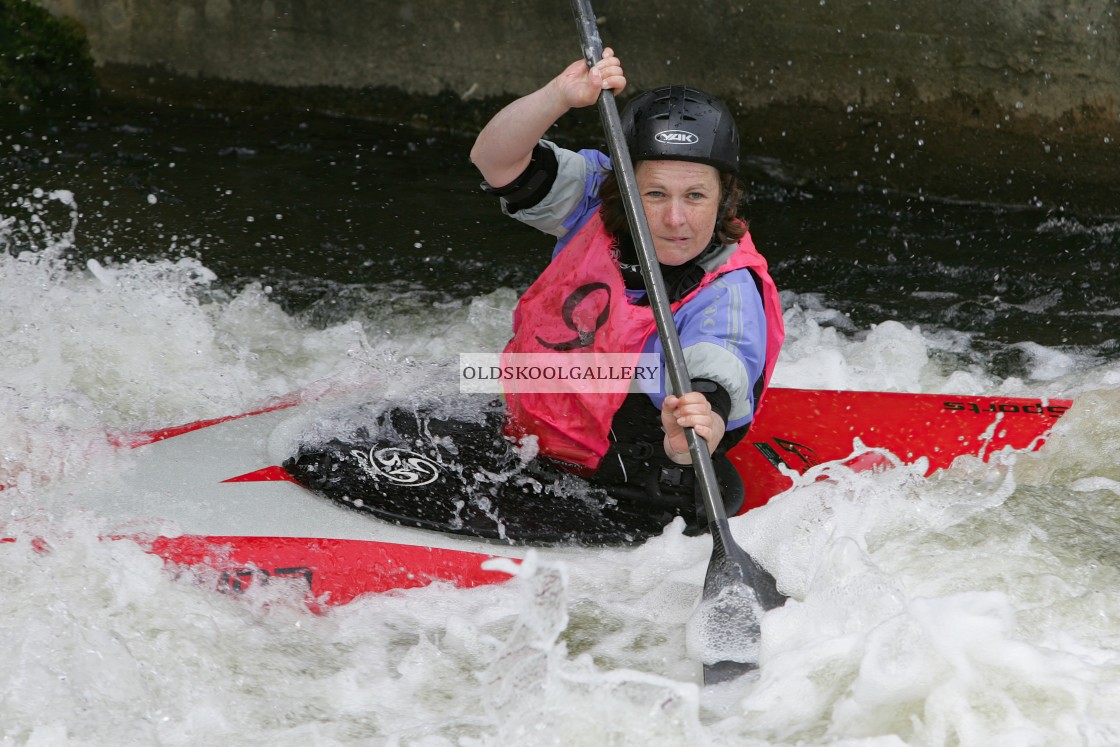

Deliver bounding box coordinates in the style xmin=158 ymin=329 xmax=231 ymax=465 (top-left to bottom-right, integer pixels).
xmin=569 ymin=0 xmax=785 ymax=684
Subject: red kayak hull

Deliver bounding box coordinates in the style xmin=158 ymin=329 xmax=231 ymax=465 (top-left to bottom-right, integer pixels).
xmin=3 ymin=387 xmax=1071 ymax=605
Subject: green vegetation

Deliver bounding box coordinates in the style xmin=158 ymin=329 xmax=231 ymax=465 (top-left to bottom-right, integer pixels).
xmin=1 ymin=0 xmax=98 ymax=107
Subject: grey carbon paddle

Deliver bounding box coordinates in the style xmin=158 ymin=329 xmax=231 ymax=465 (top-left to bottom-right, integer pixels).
xmin=570 ymin=0 xmax=785 ymax=684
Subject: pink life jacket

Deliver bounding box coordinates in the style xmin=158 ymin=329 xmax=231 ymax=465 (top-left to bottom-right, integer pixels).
xmin=502 ymin=212 xmax=783 ymax=473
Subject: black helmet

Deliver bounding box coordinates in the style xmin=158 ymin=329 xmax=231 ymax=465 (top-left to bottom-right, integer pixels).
xmin=620 ymin=86 xmax=740 ymax=175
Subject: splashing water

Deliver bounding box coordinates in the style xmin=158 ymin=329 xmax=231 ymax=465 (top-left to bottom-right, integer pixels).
xmin=4 ymin=141 xmax=1120 ymax=746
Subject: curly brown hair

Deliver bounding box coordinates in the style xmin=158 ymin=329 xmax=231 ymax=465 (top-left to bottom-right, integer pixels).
xmin=597 ymin=168 xmax=748 ymax=246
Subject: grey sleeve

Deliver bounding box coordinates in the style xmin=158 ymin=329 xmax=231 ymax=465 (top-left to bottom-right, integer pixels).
xmin=501 ymin=141 xmax=592 ymax=238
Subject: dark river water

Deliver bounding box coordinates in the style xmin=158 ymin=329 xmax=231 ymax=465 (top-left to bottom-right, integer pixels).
xmin=3 ymin=99 xmax=1117 ymax=370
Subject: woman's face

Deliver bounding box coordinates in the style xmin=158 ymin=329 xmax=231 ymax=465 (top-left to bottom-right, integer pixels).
xmin=635 ymin=159 xmax=722 ymax=266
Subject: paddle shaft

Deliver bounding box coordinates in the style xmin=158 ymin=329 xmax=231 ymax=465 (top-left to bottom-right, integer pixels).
xmin=570 ymin=2 xmax=787 ymax=682
xmin=569 ymin=0 xmax=736 ymax=552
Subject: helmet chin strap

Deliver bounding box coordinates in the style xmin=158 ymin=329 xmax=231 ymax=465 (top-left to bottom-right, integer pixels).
xmin=614 ymin=236 xmax=720 ymax=302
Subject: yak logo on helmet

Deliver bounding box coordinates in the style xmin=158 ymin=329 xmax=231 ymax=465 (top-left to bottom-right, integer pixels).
xmin=655 ymin=130 xmax=700 ymax=146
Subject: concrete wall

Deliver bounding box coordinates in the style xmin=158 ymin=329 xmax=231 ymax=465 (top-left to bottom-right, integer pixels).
xmin=39 ymin=0 xmax=1120 ymax=117
xmin=38 ymin=0 xmax=1120 ymax=212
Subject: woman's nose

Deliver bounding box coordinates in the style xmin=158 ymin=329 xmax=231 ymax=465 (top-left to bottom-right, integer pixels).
xmin=663 ymin=199 xmax=686 ymax=226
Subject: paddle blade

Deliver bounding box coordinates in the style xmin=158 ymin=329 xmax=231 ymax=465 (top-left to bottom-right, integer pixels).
xmin=695 ymin=533 xmax=786 ymax=685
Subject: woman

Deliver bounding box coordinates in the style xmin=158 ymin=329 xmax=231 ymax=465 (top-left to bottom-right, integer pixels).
xmin=470 ymin=48 xmax=784 ymax=517
xmin=286 ymin=50 xmax=783 ymax=540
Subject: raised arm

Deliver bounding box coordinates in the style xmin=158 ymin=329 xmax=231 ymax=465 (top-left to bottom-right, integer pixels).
xmin=469 ymin=48 xmax=626 ymax=189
